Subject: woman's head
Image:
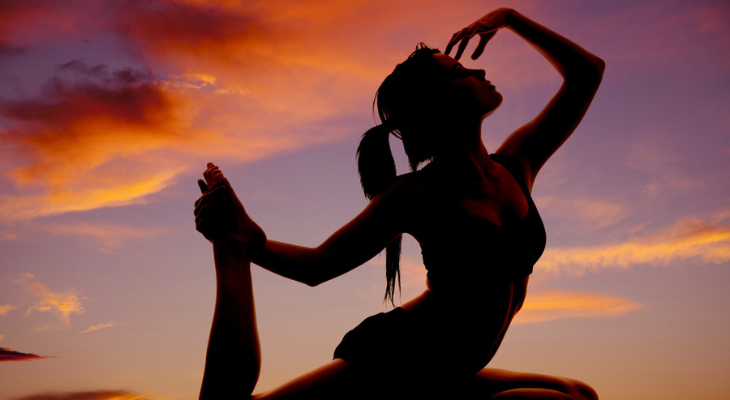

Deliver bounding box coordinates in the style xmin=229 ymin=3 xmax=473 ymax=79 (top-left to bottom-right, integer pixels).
xmin=375 ymin=43 xmax=502 ymax=171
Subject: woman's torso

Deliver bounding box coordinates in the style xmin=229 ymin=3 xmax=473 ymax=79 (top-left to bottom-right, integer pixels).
xmin=397 ymin=153 xmax=546 ymax=371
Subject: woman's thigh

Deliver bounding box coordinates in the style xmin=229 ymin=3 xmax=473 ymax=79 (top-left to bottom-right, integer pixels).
xmin=253 ymin=359 xmax=453 ymax=400
xmin=462 ymin=368 xmax=598 ymax=400
xmin=253 ymin=359 xmax=399 ymax=400
xmin=252 ymin=362 xmax=598 ymax=400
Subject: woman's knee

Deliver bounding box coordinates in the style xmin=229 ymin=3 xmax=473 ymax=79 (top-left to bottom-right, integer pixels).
xmin=561 ymin=377 xmax=598 ymax=400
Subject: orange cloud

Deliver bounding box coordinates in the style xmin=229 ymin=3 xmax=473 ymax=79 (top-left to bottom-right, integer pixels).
xmin=79 ymin=322 xmax=117 ymax=334
xmin=514 ymin=290 xmax=642 ymax=324
xmin=16 ymin=391 xmax=165 ymax=400
xmin=14 ymin=273 xmax=85 ymax=327
xmin=537 ymin=217 xmax=730 ymax=275
xmin=0 ymin=61 xmax=198 ymax=221
xmin=0 ymin=304 xmax=16 ymax=316
xmin=0 ymin=56 xmax=346 ymax=222
xmin=2 ymin=61 xmax=183 ymax=185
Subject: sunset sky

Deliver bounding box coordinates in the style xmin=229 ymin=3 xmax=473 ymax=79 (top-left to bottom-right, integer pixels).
xmin=1 ymin=0 xmax=729 ymax=399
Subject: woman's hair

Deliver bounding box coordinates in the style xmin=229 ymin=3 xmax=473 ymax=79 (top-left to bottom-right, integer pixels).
xmin=356 ymin=43 xmax=451 ymax=305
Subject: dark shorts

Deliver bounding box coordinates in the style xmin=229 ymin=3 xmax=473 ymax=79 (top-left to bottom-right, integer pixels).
xmin=333 ymin=307 xmax=486 ymax=385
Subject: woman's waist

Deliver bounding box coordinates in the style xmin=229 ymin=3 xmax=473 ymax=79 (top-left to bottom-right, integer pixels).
xmin=401 ymin=283 xmax=523 ymax=328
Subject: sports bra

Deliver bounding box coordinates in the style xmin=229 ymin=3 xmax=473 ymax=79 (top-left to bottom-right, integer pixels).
xmin=420 ymin=154 xmax=546 ymax=293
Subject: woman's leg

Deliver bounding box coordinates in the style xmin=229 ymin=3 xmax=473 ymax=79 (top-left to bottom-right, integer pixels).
xmin=199 ymin=240 xmax=366 ymax=400
xmin=199 ymin=241 xmax=261 ymax=399
xmin=464 ymin=368 xmax=599 ymax=400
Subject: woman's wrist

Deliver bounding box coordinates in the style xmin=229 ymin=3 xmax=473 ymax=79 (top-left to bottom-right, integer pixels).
xmin=214 ymin=231 xmax=266 ymax=257
xmin=502 ymin=8 xmax=520 ymax=30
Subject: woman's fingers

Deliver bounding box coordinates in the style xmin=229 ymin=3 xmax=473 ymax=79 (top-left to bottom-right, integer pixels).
xmin=445 ymin=27 xmax=470 ymax=56
xmin=471 ymin=31 xmax=496 ymax=60
xmin=445 ymin=31 xmax=462 ymax=55
xmin=198 ymin=179 xmax=207 ymax=194
xmin=203 ymin=163 xmax=223 ymax=186
xmin=446 ymin=9 xmax=509 ymax=59
xmin=453 ymin=34 xmax=473 ymax=60
xmin=194 ymin=185 xmax=226 ymax=216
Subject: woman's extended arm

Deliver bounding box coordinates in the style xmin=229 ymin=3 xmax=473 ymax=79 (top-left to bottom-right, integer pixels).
xmin=195 ymin=165 xmax=407 ymax=287
xmin=446 ymin=8 xmax=605 ymax=190
xmin=251 ymin=186 xmax=405 ymax=286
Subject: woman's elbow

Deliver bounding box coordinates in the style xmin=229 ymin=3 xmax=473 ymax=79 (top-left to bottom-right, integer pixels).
xmin=304 ymin=277 xmax=323 ymax=287
xmin=301 ymin=268 xmax=332 ymax=287
xmin=592 ymin=56 xmax=606 ymax=79
xmin=567 ymin=56 xmax=605 ymax=86
xmin=585 ymin=56 xmax=605 ymax=84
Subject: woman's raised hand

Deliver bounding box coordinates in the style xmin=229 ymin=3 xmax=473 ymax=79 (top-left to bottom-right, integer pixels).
xmin=194 ymin=163 xmax=266 ymax=250
xmin=445 ymin=8 xmax=513 ymax=61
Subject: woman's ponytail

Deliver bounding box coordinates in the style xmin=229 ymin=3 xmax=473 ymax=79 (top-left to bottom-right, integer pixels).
xmin=356 ymin=123 xmax=396 ymax=200
xmin=356 ymin=123 xmax=402 ymax=306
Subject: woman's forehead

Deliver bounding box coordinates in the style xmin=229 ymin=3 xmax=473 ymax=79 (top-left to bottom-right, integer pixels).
xmin=431 ymin=53 xmax=460 ymax=69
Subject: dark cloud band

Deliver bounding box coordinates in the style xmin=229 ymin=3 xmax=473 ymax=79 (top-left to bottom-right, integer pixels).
xmin=0 ymin=347 xmax=49 ymax=362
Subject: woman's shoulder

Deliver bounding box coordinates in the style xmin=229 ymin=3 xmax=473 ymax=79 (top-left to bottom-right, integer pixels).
xmin=491 ymin=151 xmax=533 ymax=193
xmin=373 ymin=168 xmax=437 ymax=208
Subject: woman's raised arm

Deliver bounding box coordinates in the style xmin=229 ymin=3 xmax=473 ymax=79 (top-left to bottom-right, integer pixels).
xmin=446 ymin=8 xmax=605 ymax=190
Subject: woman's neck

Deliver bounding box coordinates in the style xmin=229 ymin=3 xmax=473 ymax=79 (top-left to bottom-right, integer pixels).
xmin=432 ymin=132 xmax=496 ymax=182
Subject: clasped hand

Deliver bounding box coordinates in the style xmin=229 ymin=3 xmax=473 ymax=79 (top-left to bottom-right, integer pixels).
xmin=194 ymin=163 xmax=265 ymax=249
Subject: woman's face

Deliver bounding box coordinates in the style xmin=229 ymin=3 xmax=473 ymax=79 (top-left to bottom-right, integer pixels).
xmin=431 ymin=53 xmax=503 ymax=117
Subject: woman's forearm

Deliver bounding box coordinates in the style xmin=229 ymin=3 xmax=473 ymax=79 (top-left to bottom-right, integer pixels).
xmin=250 ymin=240 xmax=326 ymax=287
xmin=505 ymin=9 xmax=604 ymax=81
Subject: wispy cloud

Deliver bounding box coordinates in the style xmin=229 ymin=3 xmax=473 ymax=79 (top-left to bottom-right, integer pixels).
xmin=0 ymin=304 xmax=16 ymax=316
xmin=79 ymin=323 xmax=116 ymax=334
xmin=621 ymin=133 xmax=699 ymax=199
xmin=536 ymin=217 xmax=730 ymax=275
xmin=514 ymin=290 xmax=642 ymax=324
xmin=536 ymin=196 xmax=625 ymax=229
xmin=14 ymin=273 xmax=85 ymax=328
xmin=37 ymin=222 xmax=168 ymax=251
xmin=0 ymin=347 xmax=50 ymax=362
xmin=16 ymin=390 xmax=164 ymax=400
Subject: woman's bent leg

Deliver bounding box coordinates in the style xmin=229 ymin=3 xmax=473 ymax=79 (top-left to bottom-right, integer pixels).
xmin=465 ymin=368 xmax=598 ymax=400
xmin=199 ymin=241 xmax=261 ymax=399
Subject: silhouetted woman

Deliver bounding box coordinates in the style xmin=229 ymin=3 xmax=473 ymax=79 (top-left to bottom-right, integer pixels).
xmin=194 ymin=8 xmax=604 ymax=399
